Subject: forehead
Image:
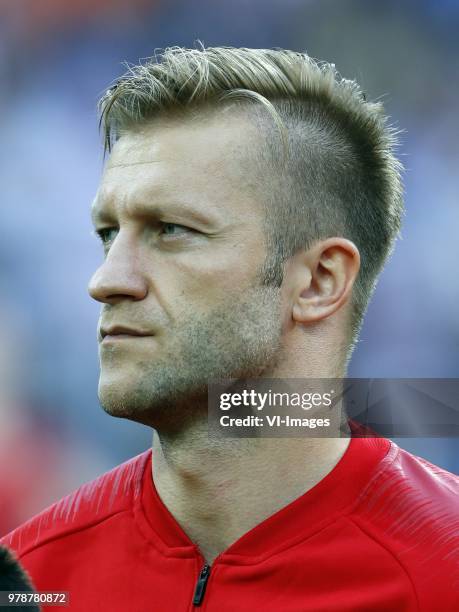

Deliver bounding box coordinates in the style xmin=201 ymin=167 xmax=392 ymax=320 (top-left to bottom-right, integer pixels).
xmin=94 ymin=110 xmax=263 ymax=217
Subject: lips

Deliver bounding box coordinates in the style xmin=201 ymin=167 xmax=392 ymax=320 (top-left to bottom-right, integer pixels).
xmin=100 ymin=325 xmax=153 ymax=340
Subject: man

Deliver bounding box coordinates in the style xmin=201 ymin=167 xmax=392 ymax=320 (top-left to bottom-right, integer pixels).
xmin=1 ymin=46 xmax=457 ymax=611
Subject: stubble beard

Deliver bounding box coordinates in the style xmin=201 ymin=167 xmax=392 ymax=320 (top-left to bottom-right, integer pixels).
xmin=98 ymin=283 xmax=284 ymax=433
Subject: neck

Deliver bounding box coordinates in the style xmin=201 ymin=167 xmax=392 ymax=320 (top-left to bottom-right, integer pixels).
xmin=151 ymin=416 xmax=351 ymax=565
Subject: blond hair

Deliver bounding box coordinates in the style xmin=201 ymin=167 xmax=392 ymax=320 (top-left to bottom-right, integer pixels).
xmin=99 ymin=44 xmax=404 ymax=364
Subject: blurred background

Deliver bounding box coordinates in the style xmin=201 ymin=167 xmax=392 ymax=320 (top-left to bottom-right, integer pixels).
xmin=0 ymin=0 xmax=458 ymax=535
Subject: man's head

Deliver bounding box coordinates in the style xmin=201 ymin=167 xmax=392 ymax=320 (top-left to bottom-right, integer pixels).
xmin=88 ymin=45 xmax=403 ymax=430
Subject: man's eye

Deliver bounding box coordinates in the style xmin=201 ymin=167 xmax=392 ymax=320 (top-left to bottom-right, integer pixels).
xmin=95 ymin=227 xmax=118 ymax=245
xmin=160 ymin=222 xmax=193 ymax=237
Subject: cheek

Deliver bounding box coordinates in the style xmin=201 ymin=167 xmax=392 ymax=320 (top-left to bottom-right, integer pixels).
xmin=157 ymin=242 xmax=265 ymax=300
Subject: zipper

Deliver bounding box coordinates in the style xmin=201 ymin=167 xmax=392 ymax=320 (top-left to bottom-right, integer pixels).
xmin=192 ymin=563 xmax=211 ymax=607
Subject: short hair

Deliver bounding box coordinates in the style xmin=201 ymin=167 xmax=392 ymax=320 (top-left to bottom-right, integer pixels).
xmin=0 ymin=545 xmax=39 ymax=611
xmin=98 ymin=44 xmax=404 ymax=365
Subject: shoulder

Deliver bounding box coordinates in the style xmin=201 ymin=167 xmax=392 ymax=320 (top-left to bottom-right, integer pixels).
xmin=351 ymin=441 xmax=459 ymax=608
xmin=0 ymin=449 xmax=151 ymax=558
xmin=354 ymin=440 xmax=458 ymax=534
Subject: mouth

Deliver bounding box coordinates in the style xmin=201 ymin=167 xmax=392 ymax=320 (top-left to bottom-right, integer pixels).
xmin=100 ymin=325 xmax=154 ymax=342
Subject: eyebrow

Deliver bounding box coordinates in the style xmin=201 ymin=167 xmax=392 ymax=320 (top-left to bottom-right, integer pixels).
xmin=90 ymin=199 xmax=218 ymax=228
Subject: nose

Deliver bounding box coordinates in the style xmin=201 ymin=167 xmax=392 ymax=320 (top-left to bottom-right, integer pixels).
xmin=88 ymin=232 xmax=148 ymax=304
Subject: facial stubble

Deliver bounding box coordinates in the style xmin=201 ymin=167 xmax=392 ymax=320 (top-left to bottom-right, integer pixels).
xmin=98 ymin=284 xmax=284 ymax=432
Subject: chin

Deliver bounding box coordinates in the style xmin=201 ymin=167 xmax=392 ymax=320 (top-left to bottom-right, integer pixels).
xmin=98 ymin=372 xmax=165 ymax=418
xmin=97 ymin=374 xmax=208 ymax=432
xmin=98 ymin=377 xmax=143 ymax=416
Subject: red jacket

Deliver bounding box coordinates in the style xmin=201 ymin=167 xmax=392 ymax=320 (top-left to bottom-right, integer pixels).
xmin=2 ymin=434 xmax=458 ymax=611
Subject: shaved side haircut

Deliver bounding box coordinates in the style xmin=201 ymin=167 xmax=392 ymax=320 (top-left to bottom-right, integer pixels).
xmin=98 ymin=44 xmax=404 ymax=366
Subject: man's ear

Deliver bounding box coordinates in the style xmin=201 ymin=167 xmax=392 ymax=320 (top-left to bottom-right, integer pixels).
xmin=291 ymin=238 xmax=360 ymax=325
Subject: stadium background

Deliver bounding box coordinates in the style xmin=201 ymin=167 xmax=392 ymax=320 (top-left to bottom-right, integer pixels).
xmin=0 ymin=0 xmax=458 ymax=535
